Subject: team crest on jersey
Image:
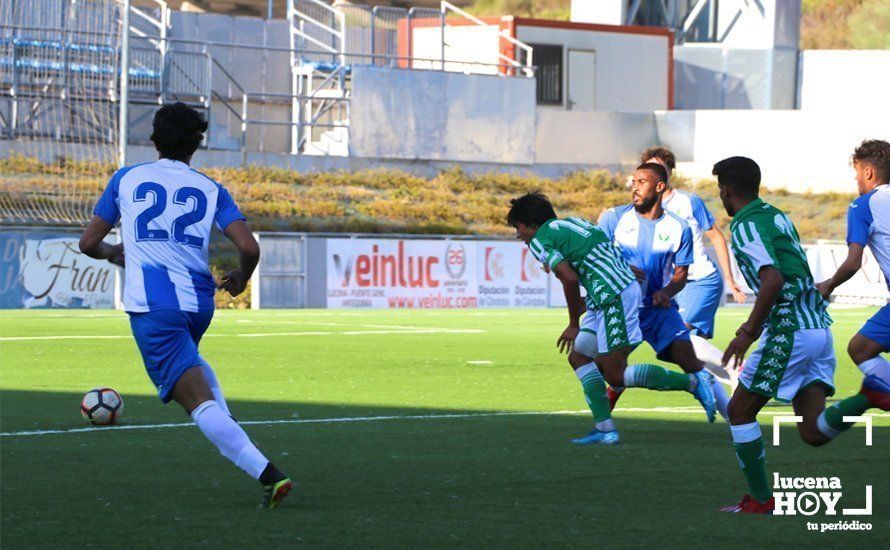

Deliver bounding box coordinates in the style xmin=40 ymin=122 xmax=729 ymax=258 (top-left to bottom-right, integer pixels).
xmin=657 ymin=231 xmax=670 ymax=242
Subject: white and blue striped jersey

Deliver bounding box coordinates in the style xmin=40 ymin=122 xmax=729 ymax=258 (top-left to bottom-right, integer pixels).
xmin=662 ymin=189 xmax=717 ymax=281
xmin=93 ymin=159 xmax=245 ymax=313
xmin=599 ymin=205 xmax=693 ymax=306
xmin=848 ymin=183 xmax=890 ymax=292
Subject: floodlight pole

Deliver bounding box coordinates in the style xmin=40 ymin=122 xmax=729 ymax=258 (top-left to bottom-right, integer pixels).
xmin=119 ymin=0 xmax=131 ymax=168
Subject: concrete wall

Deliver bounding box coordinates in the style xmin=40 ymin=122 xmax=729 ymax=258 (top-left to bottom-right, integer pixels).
xmin=798 ymin=50 xmax=890 ymax=112
xmin=535 ymin=110 xmax=655 ymax=166
xmin=349 ymin=66 xmax=536 ymax=164
xmin=516 ymin=24 xmax=670 ymax=111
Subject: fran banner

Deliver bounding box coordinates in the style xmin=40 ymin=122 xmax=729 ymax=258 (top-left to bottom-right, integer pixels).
xmin=0 ymin=231 xmax=115 ymax=309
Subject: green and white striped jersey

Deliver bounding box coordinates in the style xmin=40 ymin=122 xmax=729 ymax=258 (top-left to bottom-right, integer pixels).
xmin=729 ymin=199 xmax=832 ymax=332
xmin=528 ymin=217 xmax=636 ymax=308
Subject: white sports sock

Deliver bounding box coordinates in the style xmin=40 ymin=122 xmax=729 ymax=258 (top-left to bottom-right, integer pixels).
xmin=730 ymin=422 xmax=761 ymax=444
xmin=857 ymin=355 xmax=890 ymax=379
xmin=199 ymin=358 xmax=231 ymax=417
xmin=816 ymin=411 xmax=841 ymax=440
xmin=191 ymin=400 xmax=268 ymax=480
xmin=712 ymin=376 xmax=730 ymax=421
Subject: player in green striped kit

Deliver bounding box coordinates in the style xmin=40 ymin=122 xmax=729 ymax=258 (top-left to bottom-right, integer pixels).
xmin=714 ymin=157 xmax=836 ymax=514
xmin=508 ymin=192 xmax=716 ymax=445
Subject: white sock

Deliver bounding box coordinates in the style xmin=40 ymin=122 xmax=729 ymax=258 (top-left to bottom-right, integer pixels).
xmin=817 ymin=411 xmax=842 ymax=440
xmin=858 ymin=355 xmax=890 ymax=379
xmin=199 ymin=358 xmax=231 ymax=417
xmin=191 ymin=400 xmax=268 ymax=480
xmin=712 ymin=376 xmax=730 ymax=420
xmin=730 ymin=421 xmax=761 ymax=444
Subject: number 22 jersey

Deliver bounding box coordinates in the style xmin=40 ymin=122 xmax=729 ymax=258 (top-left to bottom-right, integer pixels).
xmin=93 ymin=158 xmax=245 ymax=313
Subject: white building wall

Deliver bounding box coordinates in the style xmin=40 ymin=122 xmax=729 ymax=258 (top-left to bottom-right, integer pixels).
xmin=516 ymin=25 xmax=670 ymax=111
xmin=655 ymin=110 xmax=890 ymax=194
xmin=798 ymin=50 xmax=890 ymax=112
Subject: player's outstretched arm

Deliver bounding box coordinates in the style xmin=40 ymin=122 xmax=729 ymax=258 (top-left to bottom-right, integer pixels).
xmin=815 ymin=243 xmax=864 ymax=299
xmin=704 ymin=226 xmax=746 ymax=303
xmin=218 ymin=220 xmax=260 ymax=297
xmin=79 ymin=216 xmax=125 ymax=267
xmin=552 ymin=261 xmax=583 ymax=354
xmin=722 ymin=266 xmax=784 ymax=368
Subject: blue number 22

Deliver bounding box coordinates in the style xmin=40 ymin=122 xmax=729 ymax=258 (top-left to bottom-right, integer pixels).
xmin=134 ymin=183 xmax=207 ymax=248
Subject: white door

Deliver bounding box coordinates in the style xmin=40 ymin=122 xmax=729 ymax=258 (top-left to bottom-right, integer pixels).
xmin=567 ymin=49 xmax=596 ymax=111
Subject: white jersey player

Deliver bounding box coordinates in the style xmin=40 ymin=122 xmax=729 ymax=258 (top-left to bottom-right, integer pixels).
xmin=78 ymin=102 xmax=293 ymax=508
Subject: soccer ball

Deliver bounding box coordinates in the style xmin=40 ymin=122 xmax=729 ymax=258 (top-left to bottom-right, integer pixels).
xmin=80 ymin=387 xmax=124 ymax=425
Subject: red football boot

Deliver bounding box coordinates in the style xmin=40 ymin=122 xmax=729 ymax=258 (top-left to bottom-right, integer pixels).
xmin=719 ymin=494 xmax=775 ymax=514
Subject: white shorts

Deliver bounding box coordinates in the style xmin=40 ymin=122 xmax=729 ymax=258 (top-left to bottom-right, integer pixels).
xmin=574 ymin=283 xmax=643 ymax=358
xmin=739 ymin=327 xmax=836 ymax=402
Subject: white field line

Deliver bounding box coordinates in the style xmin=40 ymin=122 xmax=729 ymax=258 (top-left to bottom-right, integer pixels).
xmin=3 ymin=407 xmax=887 ymax=438
xmin=0 ymin=328 xmax=483 ymax=342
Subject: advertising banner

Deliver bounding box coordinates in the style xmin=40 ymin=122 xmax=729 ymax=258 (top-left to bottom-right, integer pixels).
xmin=476 ymin=241 xmax=548 ymax=307
xmin=326 ymin=239 xmax=478 ymax=308
xmin=0 ymin=231 xmax=115 ymax=309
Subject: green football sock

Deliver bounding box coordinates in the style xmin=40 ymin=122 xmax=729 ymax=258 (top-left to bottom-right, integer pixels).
xmin=624 ymin=364 xmax=690 ymax=391
xmin=822 ymin=394 xmax=871 ymax=433
xmin=576 ymin=363 xmax=613 ymax=427
xmin=731 ymin=423 xmax=772 ymax=504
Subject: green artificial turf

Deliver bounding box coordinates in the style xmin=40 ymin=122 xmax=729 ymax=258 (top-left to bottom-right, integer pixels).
xmin=1 ymin=307 xmax=887 ymax=547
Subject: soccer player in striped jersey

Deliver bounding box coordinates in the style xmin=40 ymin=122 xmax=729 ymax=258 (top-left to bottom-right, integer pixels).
xmin=815 ymin=140 xmax=890 ymax=438
xmin=714 ymin=156 xmax=837 ymax=514
xmin=598 ymin=163 xmax=720 ymax=422
xmin=508 ymin=192 xmax=714 ymax=445
xmin=78 ymin=103 xmax=292 ymax=508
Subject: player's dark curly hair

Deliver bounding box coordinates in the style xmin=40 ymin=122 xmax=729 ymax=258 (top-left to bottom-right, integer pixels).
xmin=712 ymin=156 xmax=761 ymax=199
xmin=640 ymin=146 xmax=676 ymax=170
xmin=853 ymin=139 xmax=890 ymax=184
xmin=507 ymin=191 xmax=557 ymax=228
xmin=637 ymin=162 xmax=668 ymax=184
xmin=150 ymin=102 xmax=208 ymax=161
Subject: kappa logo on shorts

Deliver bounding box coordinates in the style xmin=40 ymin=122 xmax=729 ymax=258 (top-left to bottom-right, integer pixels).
xmin=762 ymin=371 xmax=779 ymax=381
xmin=607 ymin=306 xmax=619 ymax=314
xmin=779 ymin=319 xmax=794 ymax=328
xmin=608 ymin=316 xmax=620 ymax=326
xmin=769 ymin=347 xmax=788 ymax=357
xmin=778 ymin=307 xmax=792 ymax=316
xmin=772 ymin=334 xmax=790 ymax=344
xmin=609 ymin=327 xmax=622 ymax=336
xmin=765 ymin=358 xmax=782 ymax=368
xmin=755 ymin=381 xmax=773 ymax=392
